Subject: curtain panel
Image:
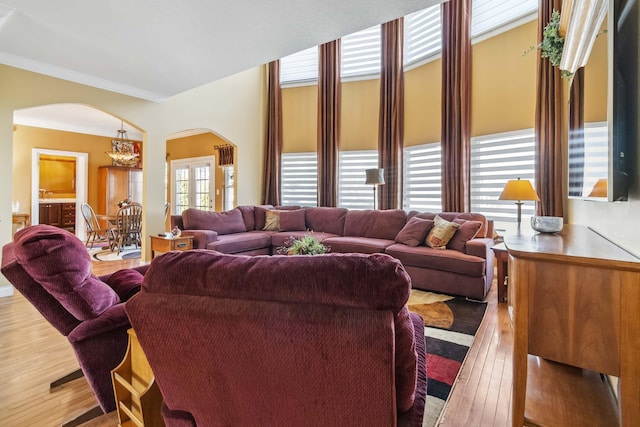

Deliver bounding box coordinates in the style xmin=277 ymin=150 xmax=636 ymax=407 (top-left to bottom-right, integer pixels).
xmin=441 ymin=0 xmax=472 ymax=212
xmin=535 ymin=0 xmax=564 ymax=217
xmin=218 ymin=145 xmax=234 ymax=167
xmin=568 ymin=68 xmax=585 ymax=197
xmin=378 ymin=18 xmax=405 ymax=210
xmin=262 ymin=60 xmax=283 ymax=206
xmin=317 ymin=40 xmax=341 ymax=207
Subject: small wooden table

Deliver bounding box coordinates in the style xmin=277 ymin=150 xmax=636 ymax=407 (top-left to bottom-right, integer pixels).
xmin=149 ymin=235 xmax=193 ymax=259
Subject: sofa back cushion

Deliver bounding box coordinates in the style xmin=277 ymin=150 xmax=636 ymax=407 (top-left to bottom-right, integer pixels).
xmin=12 ymin=225 xmax=120 ymax=321
xmin=141 ymin=250 xmax=417 ymax=410
xmin=448 ymin=219 xmax=483 ymax=252
xmin=237 ymin=205 xmax=256 ymax=231
xmin=182 ymin=208 xmax=246 ymax=235
xmin=344 ymin=209 xmax=407 ymax=240
xmin=279 ymin=209 xmax=307 ymax=231
xmin=303 ymin=207 xmax=348 ymax=235
xmin=395 ymin=217 xmax=434 ymax=247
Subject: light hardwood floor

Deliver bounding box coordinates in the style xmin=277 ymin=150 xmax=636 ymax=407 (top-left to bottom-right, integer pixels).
xmin=0 ymin=259 xmax=512 ymax=426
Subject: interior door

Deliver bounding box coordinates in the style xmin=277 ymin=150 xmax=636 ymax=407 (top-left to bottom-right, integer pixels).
xmin=171 ymin=156 xmax=214 ymax=214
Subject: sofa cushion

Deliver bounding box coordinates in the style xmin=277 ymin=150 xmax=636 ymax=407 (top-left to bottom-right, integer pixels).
xmin=425 ymin=215 xmax=459 ymax=249
xmin=103 ymin=268 xmax=144 ymax=301
xmin=254 ymin=205 xmax=275 ymax=231
xmin=395 ymin=217 xmax=434 ymax=247
xmin=263 ymin=210 xmax=281 ymax=231
xmin=409 ymin=211 xmax=488 ymax=238
xmin=182 ymin=208 xmax=246 ymax=235
xmin=304 ymin=207 xmax=348 ymax=235
xmin=323 ymin=236 xmax=395 ymax=254
xmin=207 ymin=231 xmax=273 ymax=254
xmin=13 ymin=225 xmax=120 ymax=321
xmin=237 ymin=205 xmax=256 ymax=231
xmin=343 ymin=209 xmax=407 ymax=240
xmin=448 ymin=219 xmax=482 ymax=252
xmin=385 ymin=243 xmax=486 ymax=276
xmin=279 ymin=209 xmax=306 ymax=232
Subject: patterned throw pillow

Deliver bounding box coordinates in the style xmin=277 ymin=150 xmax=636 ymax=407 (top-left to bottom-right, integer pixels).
xmin=263 ymin=210 xmax=281 ymax=231
xmin=425 ymin=215 xmax=460 ymax=249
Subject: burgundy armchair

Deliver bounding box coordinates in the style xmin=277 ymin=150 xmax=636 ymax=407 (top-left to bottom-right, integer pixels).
xmin=1 ymin=225 xmax=149 ymax=426
xmin=126 ymin=250 xmax=427 ymax=426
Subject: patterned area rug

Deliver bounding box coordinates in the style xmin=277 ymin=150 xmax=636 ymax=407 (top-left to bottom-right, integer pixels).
xmin=408 ymin=293 xmax=487 ymax=427
xmin=89 ymin=245 xmax=141 ymax=261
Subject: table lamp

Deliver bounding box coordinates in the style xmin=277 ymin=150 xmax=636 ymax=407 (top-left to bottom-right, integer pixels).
xmin=365 ymin=168 xmax=385 ymax=209
xmin=498 ymin=178 xmax=540 ymax=224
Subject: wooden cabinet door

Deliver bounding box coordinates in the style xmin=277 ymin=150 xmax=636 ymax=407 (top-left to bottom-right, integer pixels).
xmin=99 ymin=167 xmax=142 ymax=215
xmin=39 ymin=203 xmax=62 ymax=226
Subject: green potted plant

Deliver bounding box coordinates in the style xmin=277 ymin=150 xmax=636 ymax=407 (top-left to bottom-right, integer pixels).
xmin=524 ymin=10 xmax=573 ymax=78
xmin=277 ymin=233 xmax=329 ymax=255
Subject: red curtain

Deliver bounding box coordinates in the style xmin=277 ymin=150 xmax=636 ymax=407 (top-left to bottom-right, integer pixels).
xmin=441 ymin=0 xmax=471 ymax=212
xmin=378 ymin=18 xmax=405 ymax=210
xmin=535 ymin=0 xmax=564 ymax=217
xmin=262 ymin=60 xmax=282 ymax=205
xmin=317 ymin=40 xmax=341 ymax=207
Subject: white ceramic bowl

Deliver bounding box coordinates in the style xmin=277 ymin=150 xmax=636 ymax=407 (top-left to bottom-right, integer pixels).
xmin=530 ymin=216 xmax=563 ymax=233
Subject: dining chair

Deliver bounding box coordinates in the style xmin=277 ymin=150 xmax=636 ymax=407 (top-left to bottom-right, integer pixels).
xmin=109 ymin=203 xmax=142 ymax=255
xmin=80 ymin=203 xmax=111 ymax=249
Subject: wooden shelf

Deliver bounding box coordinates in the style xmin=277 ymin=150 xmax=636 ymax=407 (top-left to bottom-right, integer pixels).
xmin=524 ymin=356 xmax=619 ymax=426
xmin=111 ymin=329 xmax=164 ymax=427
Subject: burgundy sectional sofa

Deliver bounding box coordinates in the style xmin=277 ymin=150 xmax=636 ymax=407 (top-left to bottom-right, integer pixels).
xmin=171 ymin=205 xmax=495 ymax=300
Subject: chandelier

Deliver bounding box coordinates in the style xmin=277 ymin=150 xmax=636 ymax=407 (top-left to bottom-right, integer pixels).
xmin=106 ymin=120 xmax=139 ymax=163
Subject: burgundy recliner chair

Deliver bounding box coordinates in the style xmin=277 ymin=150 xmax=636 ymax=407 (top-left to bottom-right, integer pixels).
xmin=127 ymin=250 xmax=427 ymax=427
xmin=1 ymin=225 xmax=149 ymax=426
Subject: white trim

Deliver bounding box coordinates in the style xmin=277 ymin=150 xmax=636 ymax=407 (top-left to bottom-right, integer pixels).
xmin=0 ymin=285 xmax=15 ymax=298
xmin=170 ymin=156 xmax=215 ymax=213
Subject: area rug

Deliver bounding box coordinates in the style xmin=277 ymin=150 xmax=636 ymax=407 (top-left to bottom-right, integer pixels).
xmin=408 ymin=293 xmax=487 ymax=427
xmin=89 ymin=245 xmax=141 ymax=261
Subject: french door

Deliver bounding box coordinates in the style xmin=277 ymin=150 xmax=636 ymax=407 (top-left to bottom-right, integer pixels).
xmin=170 ymin=156 xmax=214 ymax=214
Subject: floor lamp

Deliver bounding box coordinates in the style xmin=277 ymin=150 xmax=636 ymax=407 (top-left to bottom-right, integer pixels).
xmin=498 ymin=177 xmax=539 ymax=225
xmin=365 ymin=168 xmax=385 ymax=210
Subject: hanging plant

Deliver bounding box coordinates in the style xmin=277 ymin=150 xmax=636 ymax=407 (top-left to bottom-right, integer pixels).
xmin=523 ymin=10 xmax=573 ymax=79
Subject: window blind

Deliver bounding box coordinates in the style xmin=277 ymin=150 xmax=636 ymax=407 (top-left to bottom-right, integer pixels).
xmin=403 ymin=142 xmax=442 ymax=212
xmin=341 ymin=25 xmax=381 ymax=79
xmin=404 ymin=5 xmax=441 ymax=66
xmin=279 ymin=46 xmax=318 ymax=85
xmin=471 ymin=0 xmax=538 ymax=39
xmin=338 ymin=150 xmax=379 ymax=210
xmin=281 ymin=152 xmax=318 ymax=207
xmin=470 ymin=129 xmax=536 ymax=224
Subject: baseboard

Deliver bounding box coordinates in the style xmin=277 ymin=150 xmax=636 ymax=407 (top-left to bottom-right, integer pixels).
xmin=0 ymin=285 xmax=15 ymax=298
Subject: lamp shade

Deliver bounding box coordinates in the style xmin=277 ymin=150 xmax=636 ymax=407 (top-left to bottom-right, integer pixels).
xmin=365 ymin=168 xmax=385 ymax=185
xmin=588 ymin=178 xmax=607 ymax=197
xmin=498 ymin=178 xmax=540 ymax=201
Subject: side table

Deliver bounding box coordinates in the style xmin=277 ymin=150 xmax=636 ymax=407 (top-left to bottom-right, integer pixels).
xmin=492 ymin=242 xmax=508 ymax=303
xmin=149 ymin=235 xmax=194 ymax=259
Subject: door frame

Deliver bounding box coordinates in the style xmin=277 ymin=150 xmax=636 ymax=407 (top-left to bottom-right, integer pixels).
xmin=31 ymin=148 xmax=89 ymax=241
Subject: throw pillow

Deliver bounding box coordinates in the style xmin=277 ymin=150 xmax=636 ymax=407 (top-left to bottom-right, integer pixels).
xmin=395 ymin=217 xmax=434 ymax=247
xmin=447 ymin=219 xmax=483 ymax=252
xmin=425 ymin=215 xmax=459 ymax=249
xmin=279 ymin=209 xmax=307 ymax=232
xmin=263 ymin=210 xmax=281 ymax=231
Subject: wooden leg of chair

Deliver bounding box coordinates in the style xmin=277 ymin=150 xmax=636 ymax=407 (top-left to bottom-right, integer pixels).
xmin=61 ymin=405 xmax=104 ymax=427
xmin=50 ymin=368 xmax=84 ymax=389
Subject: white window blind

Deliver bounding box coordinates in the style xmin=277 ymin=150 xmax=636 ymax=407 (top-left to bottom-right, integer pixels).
xmin=341 ymin=25 xmax=381 ymax=79
xmin=470 ymin=129 xmax=536 ymax=224
xmin=281 ymin=152 xmax=318 ymax=207
xmin=279 ymin=46 xmax=318 ymax=85
xmin=403 ymin=142 xmax=442 ymax=212
xmin=404 ymin=5 xmax=441 ymax=66
xmin=338 ymin=151 xmax=379 ymax=210
xmin=471 ymin=0 xmax=538 ymax=39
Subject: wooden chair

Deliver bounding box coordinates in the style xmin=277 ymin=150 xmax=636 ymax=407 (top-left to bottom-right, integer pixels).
xmin=80 ymin=203 xmax=111 ymax=249
xmin=109 ymin=203 xmax=142 ymax=255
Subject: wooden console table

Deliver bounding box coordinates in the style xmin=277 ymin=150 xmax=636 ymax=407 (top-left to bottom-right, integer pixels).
xmin=505 ymin=225 xmax=640 ymax=426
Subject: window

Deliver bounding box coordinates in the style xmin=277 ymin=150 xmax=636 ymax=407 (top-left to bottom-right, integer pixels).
xmin=404 ymin=5 xmax=441 ymax=67
xmin=470 ymin=129 xmax=536 ymax=224
xmin=341 ymin=26 xmax=381 ymax=79
xmin=338 ymin=150 xmax=379 ymax=210
xmin=223 ymin=166 xmax=235 ymax=211
xmin=170 ymin=156 xmax=214 ymax=214
xmin=403 ymin=142 xmax=442 ymax=212
xmin=471 ymin=0 xmax=538 ymax=39
xmin=279 ymin=46 xmax=318 ymax=85
xmin=281 ymin=152 xmax=318 ymax=207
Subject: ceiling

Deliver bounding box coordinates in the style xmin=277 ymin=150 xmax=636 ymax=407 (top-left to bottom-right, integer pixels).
xmin=4 ymin=0 xmax=439 ymax=139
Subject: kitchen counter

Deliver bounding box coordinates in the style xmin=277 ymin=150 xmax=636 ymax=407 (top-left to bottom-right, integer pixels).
xmin=39 ymin=198 xmax=76 ymax=203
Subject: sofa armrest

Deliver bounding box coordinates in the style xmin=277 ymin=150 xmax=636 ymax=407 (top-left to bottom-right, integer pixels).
xmin=179 ymin=230 xmax=218 ymax=249
xmin=67 ymin=303 xmax=130 ymax=343
xmin=464 ymin=237 xmax=494 ymax=259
